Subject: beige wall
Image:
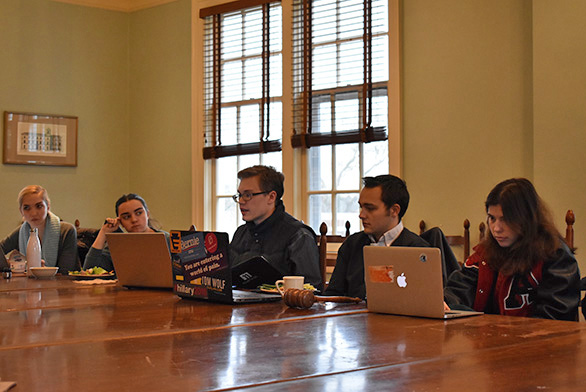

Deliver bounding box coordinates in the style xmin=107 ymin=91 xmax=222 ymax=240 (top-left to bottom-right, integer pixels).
xmin=128 ymin=0 xmax=192 ymax=231
xmin=2 ymin=0 xmax=585 ymax=272
xmin=533 ymin=0 xmax=586 ymax=270
xmin=0 ymin=0 xmax=191 ymax=239
xmin=0 ymin=0 xmax=130 ymax=234
xmin=401 ymin=0 xmax=534 ymax=260
xmin=401 ymin=0 xmax=586 ymax=272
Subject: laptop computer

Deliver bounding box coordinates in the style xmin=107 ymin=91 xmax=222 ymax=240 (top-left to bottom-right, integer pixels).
xmin=106 ymin=232 xmax=173 ymax=289
xmin=168 ymin=230 xmax=282 ymax=304
xmin=363 ymin=246 xmax=483 ymax=319
xmin=0 ymin=247 xmax=9 ymax=270
xmin=231 ymin=255 xmax=283 ymax=289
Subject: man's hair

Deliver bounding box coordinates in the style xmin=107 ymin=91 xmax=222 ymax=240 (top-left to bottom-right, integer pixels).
xmin=362 ymin=175 xmax=410 ymax=219
xmin=238 ymin=165 xmax=285 ymax=200
xmin=483 ymin=178 xmax=561 ymax=275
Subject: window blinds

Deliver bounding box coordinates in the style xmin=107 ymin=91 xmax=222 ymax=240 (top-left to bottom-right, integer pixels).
xmin=201 ymin=0 xmax=282 ymax=159
xmin=291 ymin=0 xmax=389 ymax=148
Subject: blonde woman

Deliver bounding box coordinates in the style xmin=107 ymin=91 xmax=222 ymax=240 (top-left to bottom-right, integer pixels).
xmin=0 ymin=185 xmax=78 ymax=273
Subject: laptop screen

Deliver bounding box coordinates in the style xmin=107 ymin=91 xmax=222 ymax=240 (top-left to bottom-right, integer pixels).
xmin=363 ymin=246 xmax=446 ymax=318
xmin=0 ymin=247 xmax=9 ymax=270
xmin=106 ymin=233 xmax=173 ymax=288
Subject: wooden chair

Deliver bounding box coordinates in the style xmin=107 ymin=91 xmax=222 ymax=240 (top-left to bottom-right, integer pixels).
xmin=565 ymin=209 xmax=575 ymax=251
xmin=74 ymin=219 xmax=99 ymax=269
xmin=318 ymin=221 xmax=351 ymax=290
xmin=419 ymin=219 xmax=471 ymax=263
xmin=479 ymin=222 xmax=486 ymax=242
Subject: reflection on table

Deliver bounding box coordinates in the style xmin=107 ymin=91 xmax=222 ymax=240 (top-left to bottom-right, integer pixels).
xmin=1 ymin=276 xmax=585 ymax=391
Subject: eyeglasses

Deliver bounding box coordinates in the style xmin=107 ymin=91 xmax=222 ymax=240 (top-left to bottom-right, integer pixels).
xmin=232 ymin=191 xmax=269 ymax=203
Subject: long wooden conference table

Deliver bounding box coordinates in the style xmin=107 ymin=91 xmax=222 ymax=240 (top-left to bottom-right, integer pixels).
xmin=1 ymin=276 xmax=586 ymax=391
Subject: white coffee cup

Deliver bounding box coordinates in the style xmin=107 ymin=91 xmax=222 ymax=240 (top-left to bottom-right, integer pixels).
xmin=275 ymin=276 xmax=304 ymax=295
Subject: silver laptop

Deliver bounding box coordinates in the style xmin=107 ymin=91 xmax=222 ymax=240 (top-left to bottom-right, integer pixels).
xmin=363 ymin=246 xmax=482 ymax=319
xmin=0 ymin=247 xmax=9 ymax=270
xmin=106 ymin=233 xmax=173 ymax=289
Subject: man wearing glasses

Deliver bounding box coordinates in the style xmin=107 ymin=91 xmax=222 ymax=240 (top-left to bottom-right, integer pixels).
xmin=229 ymin=165 xmax=322 ymax=290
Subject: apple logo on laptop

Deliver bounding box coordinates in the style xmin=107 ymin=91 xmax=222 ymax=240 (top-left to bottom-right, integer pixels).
xmin=397 ymin=273 xmax=407 ymax=288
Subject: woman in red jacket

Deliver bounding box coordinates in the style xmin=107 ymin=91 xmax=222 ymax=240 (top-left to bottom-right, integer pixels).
xmin=444 ymin=178 xmax=580 ymax=320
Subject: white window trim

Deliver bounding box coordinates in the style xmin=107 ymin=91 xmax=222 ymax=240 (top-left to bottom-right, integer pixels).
xmin=191 ymin=0 xmax=401 ymax=231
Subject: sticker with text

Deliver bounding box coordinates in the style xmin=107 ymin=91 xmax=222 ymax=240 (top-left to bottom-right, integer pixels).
xmin=175 ymin=282 xmax=208 ymax=298
xmin=182 ymin=251 xmax=228 ymax=281
xmin=368 ymin=265 xmax=394 ymax=283
xmin=177 ymin=232 xmax=207 ymax=263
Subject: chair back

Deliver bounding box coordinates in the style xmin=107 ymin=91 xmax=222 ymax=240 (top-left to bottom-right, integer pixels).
xmin=479 ymin=222 xmax=486 ymax=242
xmin=74 ymin=219 xmax=98 ymax=269
xmin=419 ymin=219 xmax=471 ymax=263
xmin=565 ymin=210 xmax=575 ymax=251
xmin=317 ymin=221 xmax=351 ymax=290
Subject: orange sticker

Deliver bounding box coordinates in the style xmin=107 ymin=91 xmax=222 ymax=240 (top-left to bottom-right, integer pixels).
xmin=368 ymin=265 xmax=394 ymax=283
xmin=170 ymin=231 xmax=182 ymax=253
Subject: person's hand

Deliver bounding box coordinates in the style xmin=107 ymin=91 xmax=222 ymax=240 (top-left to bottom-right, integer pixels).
xmin=444 ymin=301 xmax=451 ymax=312
xmin=91 ymin=218 xmax=121 ymax=250
xmin=101 ymin=217 xmax=120 ymax=233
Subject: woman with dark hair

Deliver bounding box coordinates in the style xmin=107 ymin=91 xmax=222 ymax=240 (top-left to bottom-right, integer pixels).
xmin=83 ymin=193 xmax=168 ymax=272
xmin=444 ymin=178 xmax=580 ymax=320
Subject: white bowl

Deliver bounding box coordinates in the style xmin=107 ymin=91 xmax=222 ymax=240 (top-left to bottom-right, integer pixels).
xmin=29 ymin=267 xmax=58 ymax=279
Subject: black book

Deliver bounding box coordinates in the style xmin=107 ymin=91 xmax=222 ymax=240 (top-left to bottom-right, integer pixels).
xmin=231 ymin=256 xmax=283 ymax=289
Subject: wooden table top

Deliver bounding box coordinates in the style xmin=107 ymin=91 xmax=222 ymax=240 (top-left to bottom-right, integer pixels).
xmin=0 ymin=273 xmax=94 ymax=292
xmin=1 ymin=276 xmax=585 ymax=391
xmin=0 ymin=277 xmax=365 ymax=349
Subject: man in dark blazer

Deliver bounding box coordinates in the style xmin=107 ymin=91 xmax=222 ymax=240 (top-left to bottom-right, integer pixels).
xmin=324 ymin=175 xmax=429 ymax=299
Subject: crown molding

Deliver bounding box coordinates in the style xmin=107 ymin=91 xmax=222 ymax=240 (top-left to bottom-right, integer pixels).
xmin=51 ymin=0 xmax=178 ymax=12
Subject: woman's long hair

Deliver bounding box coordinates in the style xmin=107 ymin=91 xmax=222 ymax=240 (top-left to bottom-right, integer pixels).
xmin=483 ymin=178 xmax=561 ymax=275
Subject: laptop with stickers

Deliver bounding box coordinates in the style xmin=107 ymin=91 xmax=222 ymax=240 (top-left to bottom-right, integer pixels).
xmin=363 ymin=246 xmax=482 ymax=319
xmin=169 ymin=230 xmax=281 ymax=304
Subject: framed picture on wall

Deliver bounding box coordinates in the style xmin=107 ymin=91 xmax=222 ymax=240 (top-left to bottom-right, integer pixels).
xmin=3 ymin=111 xmax=78 ymax=167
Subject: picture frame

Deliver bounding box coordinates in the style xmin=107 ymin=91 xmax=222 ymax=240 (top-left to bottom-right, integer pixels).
xmin=3 ymin=111 xmax=78 ymax=167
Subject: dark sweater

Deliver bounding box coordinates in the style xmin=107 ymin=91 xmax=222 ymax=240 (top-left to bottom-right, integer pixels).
xmin=325 ymin=227 xmax=429 ymax=299
xmin=229 ymin=202 xmax=322 ymax=290
xmin=0 ymin=222 xmax=78 ymax=274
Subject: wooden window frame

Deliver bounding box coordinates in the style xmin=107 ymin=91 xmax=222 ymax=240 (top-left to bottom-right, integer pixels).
xmin=201 ymin=0 xmax=283 ymax=160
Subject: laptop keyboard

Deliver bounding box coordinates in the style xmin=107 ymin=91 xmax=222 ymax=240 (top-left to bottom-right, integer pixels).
xmin=233 ymin=289 xmax=263 ymax=298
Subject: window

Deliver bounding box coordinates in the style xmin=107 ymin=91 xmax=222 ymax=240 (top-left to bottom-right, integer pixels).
xmin=201 ymin=0 xmax=283 ymax=235
xmin=292 ymin=0 xmax=390 ymax=234
xmin=199 ymin=0 xmax=395 ymax=235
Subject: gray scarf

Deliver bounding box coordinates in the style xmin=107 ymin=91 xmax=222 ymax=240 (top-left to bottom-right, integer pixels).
xmin=18 ymin=211 xmax=61 ymax=267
